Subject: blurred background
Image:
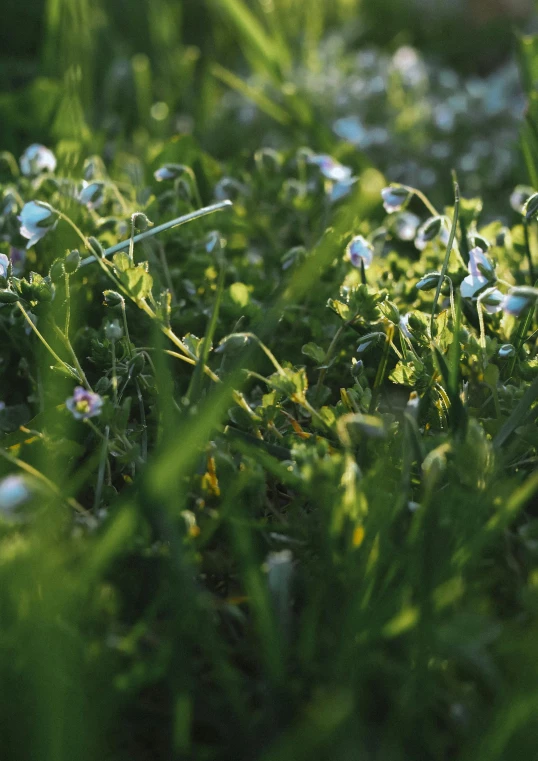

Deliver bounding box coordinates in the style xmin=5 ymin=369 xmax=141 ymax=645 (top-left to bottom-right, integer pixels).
xmin=0 ymin=0 xmax=535 ymax=144
xmin=1 ymin=0 xmax=537 ymax=213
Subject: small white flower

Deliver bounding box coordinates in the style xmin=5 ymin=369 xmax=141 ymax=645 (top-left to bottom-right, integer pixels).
xmin=510 ymin=185 xmax=535 ymax=215
xmin=460 ymin=247 xmax=496 ymax=302
xmin=20 ymin=144 xmax=57 ymax=176
xmin=393 ymin=212 xmax=420 ymax=241
xmin=468 ymin=246 xmax=495 ymax=281
xmin=308 ymin=154 xmax=352 ymax=183
xmin=18 ymin=201 xmax=58 ymax=248
xmin=399 ymin=313 xmax=412 ymax=338
xmin=346 ymin=235 xmax=373 ymax=269
xmin=460 ymin=274 xmax=488 ymax=300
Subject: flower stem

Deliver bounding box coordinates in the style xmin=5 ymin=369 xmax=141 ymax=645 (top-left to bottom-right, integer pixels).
xmin=523 ymin=218 xmax=536 ymax=285
xmin=16 ymin=302 xmax=80 ymax=382
xmin=0 ymin=445 xmax=92 ymax=520
xmin=431 ymin=178 xmax=460 ymax=337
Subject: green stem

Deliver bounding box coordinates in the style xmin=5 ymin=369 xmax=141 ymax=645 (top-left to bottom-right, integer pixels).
xmin=93 ymin=426 xmax=109 ymax=511
xmin=64 ymin=271 xmax=71 ymax=336
xmin=79 ymin=201 xmax=233 ymax=268
xmin=0 ymin=446 xmax=92 ymax=520
xmin=524 ymin=218 xmax=536 ymax=285
xmin=16 ymin=302 xmax=80 ymax=382
xmin=403 ymin=185 xmax=440 ymax=217
xmin=52 ymin=324 xmax=92 ymax=390
xmin=314 ymin=324 xmax=345 ymax=405
xmin=431 ymin=179 xmax=460 ymax=337
xmin=370 ymin=324 xmax=394 ymax=413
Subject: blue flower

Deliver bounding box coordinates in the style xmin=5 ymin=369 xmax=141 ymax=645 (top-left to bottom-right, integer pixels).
xmin=329 ymin=176 xmax=358 ymax=203
xmin=333 ymin=116 xmax=366 ymax=145
xmin=502 ymin=287 xmax=538 ymax=317
xmin=0 ymin=474 xmax=30 ymax=520
xmin=19 ymin=144 xmax=57 ymax=177
xmin=0 ymin=254 xmax=9 ymax=279
xmin=79 ymin=181 xmax=105 ymax=210
xmin=308 ymin=154 xmax=352 ymax=182
xmin=346 ymin=235 xmax=373 ymax=269
xmin=66 ymin=387 xmax=104 ymax=420
xmin=19 ymin=201 xmax=58 ymax=248
xmin=154 ymin=164 xmax=182 ymax=182
xmin=381 ymin=185 xmax=410 ymax=213
xmin=479 ymin=287 xmax=504 ymax=314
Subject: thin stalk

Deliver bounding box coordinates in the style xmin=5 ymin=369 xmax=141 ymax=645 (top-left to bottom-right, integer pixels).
xmin=0 ymin=446 xmax=91 ymax=520
xmin=431 ymin=178 xmax=460 ymax=336
xmin=93 ymin=426 xmax=109 ymax=511
xmin=111 ymin=340 xmax=118 ymax=403
xmin=444 ymin=275 xmax=456 ymax=326
xmin=136 ymin=381 xmax=148 ymax=462
xmin=360 ymin=259 xmax=367 ymax=286
xmin=64 ymin=271 xmax=71 ymax=336
xmin=314 ymin=323 xmax=345 ymax=404
xmin=16 ymin=302 xmax=79 ymax=382
xmin=524 ymin=218 xmax=536 ymax=285
xmin=52 ymin=324 xmax=92 ymax=390
xmin=403 ymin=185 xmax=440 ymax=217
xmin=369 ymin=324 xmax=394 ymax=413
xmin=79 ymin=201 xmax=233 ymax=267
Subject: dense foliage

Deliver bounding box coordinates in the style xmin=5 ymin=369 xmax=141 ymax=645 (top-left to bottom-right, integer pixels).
xmin=3 ymin=2 xmax=538 ymax=760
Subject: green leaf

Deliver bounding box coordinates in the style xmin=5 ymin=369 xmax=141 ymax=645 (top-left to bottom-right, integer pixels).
xmin=229 ymin=282 xmax=250 ymax=308
xmin=301 ymin=343 xmax=326 ymax=364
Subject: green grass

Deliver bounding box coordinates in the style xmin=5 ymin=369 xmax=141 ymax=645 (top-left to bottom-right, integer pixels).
xmin=2 ymin=2 xmax=538 ymax=760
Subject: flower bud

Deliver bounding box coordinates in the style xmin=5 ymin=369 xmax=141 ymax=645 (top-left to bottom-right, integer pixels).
xmin=87 ymin=237 xmax=104 ymax=258
xmin=523 ymin=192 xmax=538 ymax=221
xmin=64 ymin=249 xmax=80 ymax=274
xmin=0 ymin=290 xmax=19 ymax=304
xmin=416 ymin=271 xmax=442 ymax=291
xmin=103 ymin=290 xmax=123 ymax=307
xmin=132 ymin=212 xmax=152 ymax=232
xmin=129 ymin=352 xmax=146 ymax=378
xmin=49 ymin=259 xmax=65 ymax=283
xmin=415 ymin=216 xmax=445 ymax=250
xmin=104 ymin=320 xmax=123 ymax=342
xmin=498 ymin=344 xmax=516 ymax=359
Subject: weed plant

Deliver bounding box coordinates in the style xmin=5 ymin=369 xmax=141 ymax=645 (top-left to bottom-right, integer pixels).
xmin=2 ymin=3 xmax=538 ymax=761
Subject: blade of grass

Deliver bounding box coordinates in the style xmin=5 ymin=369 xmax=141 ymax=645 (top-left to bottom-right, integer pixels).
xmin=493 ymin=374 xmax=538 ymax=449
xmin=211 ymin=63 xmax=292 ymax=126
xmin=79 ymin=201 xmax=233 ymax=267
xmin=210 ymin=0 xmax=290 ymax=79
